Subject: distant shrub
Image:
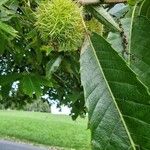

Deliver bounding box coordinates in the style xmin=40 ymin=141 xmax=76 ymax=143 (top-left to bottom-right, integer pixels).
xmin=0 ymin=103 xmax=4 ymax=110
xmin=0 ymin=99 xmax=51 ymax=113
xmin=23 ymin=99 xmax=51 ymax=113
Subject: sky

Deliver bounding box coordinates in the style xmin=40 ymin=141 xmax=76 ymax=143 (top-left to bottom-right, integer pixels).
xmin=51 ymin=103 xmax=71 ymax=115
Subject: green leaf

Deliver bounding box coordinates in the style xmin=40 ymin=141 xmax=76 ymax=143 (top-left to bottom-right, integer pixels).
xmin=130 ymin=16 xmax=150 ymax=91
xmin=0 ymin=73 xmax=21 ymax=98
xmin=21 ymin=74 xmax=52 ymax=98
xmin=107 ymin=32 xmax=123 ymax=53
xmin=80 ymin=33 xmax=150 ymax=149
xmin=0 ymin=0 xmax=9 ymax=6
xmin=0 ymin=33 xmax=6 ymax=54
xmin=107 ymin=18 xmax=131 ymax=59
xmin=86 ymin=6 xmax=121 ymax=32
xmin=128 ymin=0 xmax=137 ymax=5
xmin=36 ymin=75 xmax=53 ymax=87
xmin=0 ymin=73 xmax=21 ymax=86
xmin=46 ymin=56 xmax=62 ymax=79
xmin=0 ymin=21 xmax=18 ymax=38
xmin=1 ymin=84 xmax=12 ymax=98
xmin=139 ymin=0 xmax=150 ymax=18
xmin=21 ymin=75 xmax=41 ymax=98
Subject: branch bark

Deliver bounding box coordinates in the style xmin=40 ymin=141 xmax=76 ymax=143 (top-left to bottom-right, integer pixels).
xmin=104 ymin=0 xmax=127 ymax=3
xmin=79 ymin=0 xmax=127 ymax=5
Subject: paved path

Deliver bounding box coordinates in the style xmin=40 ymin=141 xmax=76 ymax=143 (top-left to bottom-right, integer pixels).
xmin=0 ymin=140 xmax=48 ymax=150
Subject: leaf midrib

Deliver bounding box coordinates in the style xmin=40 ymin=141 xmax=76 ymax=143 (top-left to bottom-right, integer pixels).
xmin=87 ymin=35 xmax=136 ymax=150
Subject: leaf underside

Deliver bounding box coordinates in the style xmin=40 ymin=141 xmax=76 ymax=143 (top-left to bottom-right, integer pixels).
xmin=87 ymin=6 xmax=120 ymax=32
xmin=80 ymin=33 xmax=150 ymax=150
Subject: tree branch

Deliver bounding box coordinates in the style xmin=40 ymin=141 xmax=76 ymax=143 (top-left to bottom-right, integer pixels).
xmin=105 ymin=0 xmax=127 ymax=3
xmin=79 ymin=0 xmax=127 ymax=5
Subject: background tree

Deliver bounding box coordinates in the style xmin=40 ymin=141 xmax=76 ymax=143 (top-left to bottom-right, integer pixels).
xmin=0 ymin=0 xmax=85 ymax=119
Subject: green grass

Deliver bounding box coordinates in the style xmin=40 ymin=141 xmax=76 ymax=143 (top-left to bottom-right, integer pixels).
xmin=0 ymin=110 xmax=91 ymax=150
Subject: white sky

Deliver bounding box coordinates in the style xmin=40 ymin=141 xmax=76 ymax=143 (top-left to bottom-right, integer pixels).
xmin=51 ymin=103 xmax=71 ymax=115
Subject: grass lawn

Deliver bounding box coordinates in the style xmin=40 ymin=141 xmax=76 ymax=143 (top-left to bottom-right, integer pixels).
xmin=0 ymin=110 xmax=91 ymax=150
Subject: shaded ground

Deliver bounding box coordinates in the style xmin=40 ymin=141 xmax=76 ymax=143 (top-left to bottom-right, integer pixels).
xmin=0 ymin=140 xmax=47 ymax=150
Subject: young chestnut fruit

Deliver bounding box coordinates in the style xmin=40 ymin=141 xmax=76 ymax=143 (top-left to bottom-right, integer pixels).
xmin=35 ymin=0 xmax=84 ymax=52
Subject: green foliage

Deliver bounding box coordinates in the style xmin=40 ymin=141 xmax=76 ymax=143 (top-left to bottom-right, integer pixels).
xmin=139 ymin=0 xmax=150 ymax=18
xmin=85 ymin=18 xmax=103 ymax=35
xmin=86 ymin=5 xmax=121 ymax=32
xmin=128 ymin=0 xmax=138 ymax=5
xmin=130 ymin=16 xmax=150 ymax=91
xmin=79 ymin=1 xmax=150 ymax=149
xmin=0 ymin=21 xmax=18 ymax=38
xmin=46 ymin=56 xmax=62 ymax=79
xmin=81 ymin=33 xmax=150 ymax=149
xmin=21 ymin=74 xmax=52 ymax=98
xmin=0 ymin=0 xmax=150 ymax=149
xmin=129 ymin=0 xmax=150 ymax=92
xmin=35 ymin=0 xmax=84 ymax=51
xmin=0 ymin=0 xmax=86 ymax=118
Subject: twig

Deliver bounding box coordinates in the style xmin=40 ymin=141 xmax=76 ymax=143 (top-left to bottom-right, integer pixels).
xmin=79 ymin=0 xmax=127 ymax=5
